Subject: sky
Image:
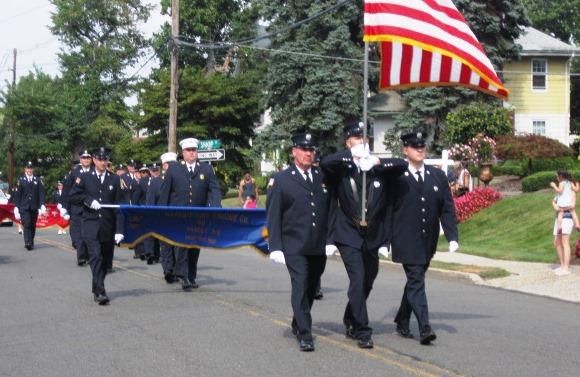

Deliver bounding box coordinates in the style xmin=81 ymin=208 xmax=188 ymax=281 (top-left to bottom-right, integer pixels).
xmin=0 ymin=0 xmax=169 ymax=93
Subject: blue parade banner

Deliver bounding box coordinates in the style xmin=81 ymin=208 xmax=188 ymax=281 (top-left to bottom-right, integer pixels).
xmin=118 ymin=205 xmax=269 ymax=254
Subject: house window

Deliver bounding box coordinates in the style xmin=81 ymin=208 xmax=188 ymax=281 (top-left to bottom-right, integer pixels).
xmin=532 ymin=120 xmax=546 ymax=135
xmin=531 ymin=59 xmax=547 ymax=90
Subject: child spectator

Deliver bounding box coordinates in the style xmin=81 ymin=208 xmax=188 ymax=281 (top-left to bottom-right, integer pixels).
xmin=550 ymin=170 xmax=580 ymax=233
xmin=242 ymin=194 xmax=257 ymax=209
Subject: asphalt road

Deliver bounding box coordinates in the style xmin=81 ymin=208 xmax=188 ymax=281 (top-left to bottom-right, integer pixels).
xmin=0 ymin=226 xmax=578 ymax=377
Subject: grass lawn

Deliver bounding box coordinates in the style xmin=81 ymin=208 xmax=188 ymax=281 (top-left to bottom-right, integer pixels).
xmin=439 ymin=191 xmax=568 ymax=263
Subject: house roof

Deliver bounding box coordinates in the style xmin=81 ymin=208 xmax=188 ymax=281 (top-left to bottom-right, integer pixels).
xmin=516 ymin=27 xmax=580 ymax=57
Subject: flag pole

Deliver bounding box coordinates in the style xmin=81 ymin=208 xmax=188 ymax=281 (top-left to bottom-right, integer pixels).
xmin=360 ymin=41 xmax=369 ymax=227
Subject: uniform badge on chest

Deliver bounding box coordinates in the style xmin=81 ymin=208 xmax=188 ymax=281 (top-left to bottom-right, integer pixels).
xmin=109 ymin=185 xmax=114 ymax=191
xmin=433 ymin=185 xmax=439 ymax=192
xmin=373 ymin=181 xmax=381 ymax=188
xmin=200 ymin=174 xmax=205 ymax=180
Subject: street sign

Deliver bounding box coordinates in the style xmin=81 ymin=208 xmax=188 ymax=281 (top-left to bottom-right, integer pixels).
xmin=197 ymin=149 xmax=226 ymax=161
xmin=198 ymin=139 xmax=221 ymax=150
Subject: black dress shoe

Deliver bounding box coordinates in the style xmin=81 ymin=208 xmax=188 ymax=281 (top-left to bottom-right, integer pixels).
xmin=93 ymin=294 xmax=110 ymax=305
xmin=396 ymin=323 xmax=413 ymax=338
xmin=420 ymin=326 xmax=437 ymax=345
xmin=345 ymin=325 xmax=356 ymax=339
xmin=357 ymin=336 xmax=374 ymax=349
xmin=146 ymin=256 xmax=155 ymax=265
xmin=181 ymin=278 xmax=193 ymax=291
xmin=164 ymin=273 xmax=176 ymax=284
xmin=299 ymin=339 xmax=315 ymax=352
xmin=139 ymin=254 xmax=147 ymax=261
xmin=190 ymin=280 xmax=199 ymax=289
xmin=314 ymin=289 xmax=323 ymax=300
xmin=77 ymin=259 xmax=87 ymax=267
xmin=25 ymin=244 xmax=32 ymax=251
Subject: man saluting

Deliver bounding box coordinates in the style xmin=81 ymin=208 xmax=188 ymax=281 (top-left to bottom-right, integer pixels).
xmin=266 ymin=133 xmax=330 ymax=352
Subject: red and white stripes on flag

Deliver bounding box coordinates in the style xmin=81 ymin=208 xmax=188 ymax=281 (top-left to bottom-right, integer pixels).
xmin=363 ymin=0 xmax=508 ymax=99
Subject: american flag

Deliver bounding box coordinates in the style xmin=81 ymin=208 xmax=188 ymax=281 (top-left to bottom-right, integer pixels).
xmin=363 ymin=0 xmax=508 ymax=99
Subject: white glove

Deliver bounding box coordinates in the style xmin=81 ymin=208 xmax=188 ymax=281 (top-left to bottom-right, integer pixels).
xmin=39 ymin=205 xmax=47 ymax=216
xmin=59 ymin=207 xmax=68 ymax=216
xmin=359 ymin=155 xmax=379 ymax=172
xmin=269 ymin=250 xmax=286 ymax=264
xmin=449 ymin=241 xmax=459 ymax=253
xmin=90 ymin=200 xmax=101 ymax=210
xmin=378 ymin=246 xmax=390 ymax=258
xmin=13 ymin=207 xmax=21 ymax=221
xmin=350 ymin=143 xmax=369 ymax=159
xmin=114 ymin=234 xmax=124 ymax=244
xmin=63 ymin=214 xmax=70 ymax=221
xmin=325 ymin=244 xmax=338 ymax=256
xmin=57 ymin=203 xmax=63 ymax=210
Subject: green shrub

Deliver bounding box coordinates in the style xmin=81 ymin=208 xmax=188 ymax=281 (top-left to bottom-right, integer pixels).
xmin=255 ymin=174 xmax=273 ymax=192
xmin=496 ymin=134 xmax=574 ymax=160
xmin=522 ymin=170 xmax=580 ymax=192
xmin=493 ymin=160 xmax=526 ymax=177
xmin=530 ymin=157 xmax=578 ymax=173
xmin=444 ymin=102 xmax=513 ymax=145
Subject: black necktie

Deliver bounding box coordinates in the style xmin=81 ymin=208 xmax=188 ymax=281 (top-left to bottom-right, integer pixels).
xmin=98 ymin=174 xmax=103 ymax=184
xmin=304 ymin=170 xmax=312 ymax=186
xmin=416 ymin=170 xmax=423 ymax=185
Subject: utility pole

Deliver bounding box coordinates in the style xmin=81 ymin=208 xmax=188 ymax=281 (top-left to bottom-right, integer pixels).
xmin=168 ymin=0 xmax=179 ymax=152
xmin=7 ymin=48 xmax=16 ymax=189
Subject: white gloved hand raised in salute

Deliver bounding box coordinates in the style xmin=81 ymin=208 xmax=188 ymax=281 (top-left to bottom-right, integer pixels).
xmin=359 ymin=155 xmax=379 ymax=172
xmin=350 ymin=143 xmax=370 ymax=159
xmin=269 ymin=250 xmax=286 ymax=265
xmin=90 ymin=200 xmax=101 ymax=210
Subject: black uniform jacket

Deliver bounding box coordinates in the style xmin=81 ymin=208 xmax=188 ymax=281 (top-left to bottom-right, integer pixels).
xmin=13 ymin=174 xmax=45 ymax=211
xmin=137 ymin=177 xmax=151 ymax=205
xmin=387 ymin=165 xmax=458 ymax=265
xmin=320 ymin=150 xmax=407 ymax=250
xmin=158 ymin=160 xmax=221 ymax=207
xmin=145 ymin=176 xmax=163 ymax=205
xmin=121 ymin=173 xmax=142 ymax=205
xmin=266 ymin=164 xmax=331 ymax=256
xmin=68 ymin=170 xmax=126 ymax=242
xmin=62 ymin=166 xmax=94 ymax=215
xmin=51 ymin=190 xmax=64 ymax=205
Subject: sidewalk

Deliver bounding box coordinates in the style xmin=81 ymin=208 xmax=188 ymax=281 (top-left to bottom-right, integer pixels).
xmin=432 ymin=251 xmax=580 ymax=303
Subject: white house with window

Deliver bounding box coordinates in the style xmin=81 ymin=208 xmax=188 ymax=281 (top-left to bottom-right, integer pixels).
xmin=503 ymin=27 xmax=580 ymax=145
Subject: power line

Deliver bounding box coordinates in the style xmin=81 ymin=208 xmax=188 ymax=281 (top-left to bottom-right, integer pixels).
xmin=0 ymin=2 xmax=50 ymax=23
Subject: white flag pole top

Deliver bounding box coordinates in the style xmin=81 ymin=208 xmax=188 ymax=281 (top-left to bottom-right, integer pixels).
xmin=363 ymin=0 xmax=508 ymax=99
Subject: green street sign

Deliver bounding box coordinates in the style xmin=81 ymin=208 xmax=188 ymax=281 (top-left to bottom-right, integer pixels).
xmin=198 ymin=139 xmax=221 ymax=150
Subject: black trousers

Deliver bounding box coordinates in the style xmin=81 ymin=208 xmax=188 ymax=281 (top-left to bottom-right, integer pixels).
xmin=175 ymin=247 xmax=200 ymax=282
xmin=144 ymin=237 xmax=160 ymax=259
xmin=285 ymin=254 xmax=326 ymax=341
xmin=159 ymin=242 xmax=176 ymax=275
xmin=338 ymin=243 xmax=379 ymax=339
xmin=20 ymin=209 xmax=38 ymax=246
xmin=394 ymin=263 xmax=430 ymax=332
xmin=70 ymin=214 xmax=88 ymax=262
xmin=85 ymin=238 xmax=114 ymax=295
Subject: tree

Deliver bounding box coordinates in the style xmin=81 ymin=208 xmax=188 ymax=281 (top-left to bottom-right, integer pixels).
xmin=49 ymin=0 xmax=151 ymax=152
xmin=387 ymin=0 xmax=529 ymax=152
xmin=135 ymin=67 xmax=261 ymax=190
xmin=444 ymin=102 xmax=513 ymax=145
xmin=0 ymin=71 xmax=69 ymax=188
xmin=254 ymin=0 xmax=369 ymax=155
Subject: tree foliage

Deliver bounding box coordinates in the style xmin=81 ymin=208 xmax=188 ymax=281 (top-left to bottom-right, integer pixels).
xmin=254 ymin=0 xmax=370 ymax=155
xmin=444 ymin=102 xmax=513 ymax=145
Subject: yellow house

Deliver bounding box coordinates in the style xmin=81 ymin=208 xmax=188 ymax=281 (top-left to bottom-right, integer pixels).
xmin=503 ymin=27 xmax=579 ymax=145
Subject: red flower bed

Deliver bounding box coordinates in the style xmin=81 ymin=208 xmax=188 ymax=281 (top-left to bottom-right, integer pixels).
xmin=454 ymin=187 xmax=502 ymax=222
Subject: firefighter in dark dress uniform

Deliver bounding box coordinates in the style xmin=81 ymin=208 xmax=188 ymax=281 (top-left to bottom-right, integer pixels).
xmin=62 ymin=150 xmax=94 ymax=265
xmin=143 ymin=162 xmax=161 ymax=264
xmin=133 ymin=164 xmax=150 ymax=261
xmin=158 ymin=138 xmax=222 ymax=291
xmin=154 ymin=153 xmax=178 ymax=283
xmin=68 ymin=147 xmax=126 ymax=305
xmin=266 ymin=133 xmax=330 ymax=352
xmin=13 ymin=161 xmax=46 ymax=250
xmin=320 ymin=122 xmax=407 ymax=349
xmin=386 ymin=131 xmax=459 ymax=345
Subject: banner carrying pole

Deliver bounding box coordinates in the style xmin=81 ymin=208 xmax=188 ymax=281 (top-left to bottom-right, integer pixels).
xmin=360 ymin=41 xmax=369 ymax=227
